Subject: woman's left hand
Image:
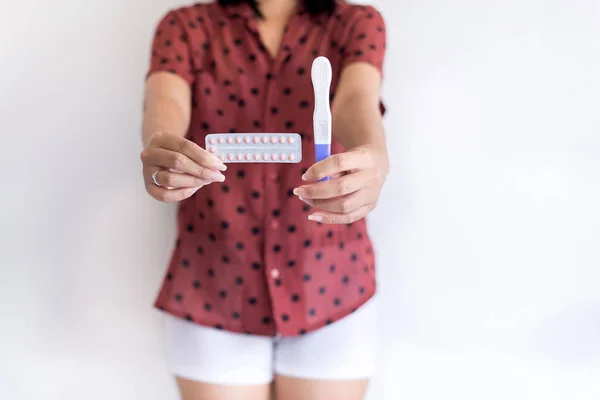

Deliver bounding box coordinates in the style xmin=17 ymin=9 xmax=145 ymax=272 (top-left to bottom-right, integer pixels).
xmin=294 ymin=145 xmax=389 ymax=224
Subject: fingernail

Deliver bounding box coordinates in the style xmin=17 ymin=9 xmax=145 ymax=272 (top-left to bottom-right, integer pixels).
xmin=211 ymin=159 xmax=227 ymax=170
xmin=212 ymin=173 xmax=225 ymax=182
xmin=302 ymin=172 xmax=312 ymax=181
xmin=308 ymin=214 xmax=323 ymax=222
xmin=210 ymin=155 xmax=227 ymax=171
xmin=295 ymin=188 xmax=306 ymax=197
xmin=299 ymin=196 xmax=313 ymax=205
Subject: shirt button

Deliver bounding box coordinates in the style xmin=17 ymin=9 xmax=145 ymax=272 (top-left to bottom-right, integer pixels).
xmin=271 ymin=269 xmax=280 ymax=279
xmin=271 ymin=220 xmax=279 ymax=230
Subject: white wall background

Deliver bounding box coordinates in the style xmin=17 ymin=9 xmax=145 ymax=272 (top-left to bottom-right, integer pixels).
xmin=1 ymin=0 xmax=599 ymax=398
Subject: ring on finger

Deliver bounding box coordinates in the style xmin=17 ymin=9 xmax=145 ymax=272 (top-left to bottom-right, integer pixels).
xmin=152 ymin=170 xmax=162 ymax=187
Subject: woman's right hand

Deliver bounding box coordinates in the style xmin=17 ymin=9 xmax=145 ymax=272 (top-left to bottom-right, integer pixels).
xmin=140 ymin=131 xmax=227 ymax=202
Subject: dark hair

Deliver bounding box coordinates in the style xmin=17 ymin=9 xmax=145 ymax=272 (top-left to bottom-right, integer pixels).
xmin=218 ymin=0 xmax=336 ymax=17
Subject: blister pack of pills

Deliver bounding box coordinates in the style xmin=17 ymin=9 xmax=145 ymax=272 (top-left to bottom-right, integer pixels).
xmin=205 ymin=133 xmax=302 ymax=163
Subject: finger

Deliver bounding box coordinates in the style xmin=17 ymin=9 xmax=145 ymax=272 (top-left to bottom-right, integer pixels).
xmin=152 ymin=169 xmax=212 ymax=189
xmin=151 ymin=132 xmax=226 ymax=171
xmin=300 ymin=189 xmax=371 ymax=214
xmin=307 ymin=204 xmax=374 ymax=225
xmin=294 ymin=170 xmax=372 ymax=200
xmin=302 ymin=150 xmax=370 ymax=181
xmin=146 ymin=184 xmax=201 ymax=203
xmin=142 ymin=148 xmax=225 ymax=182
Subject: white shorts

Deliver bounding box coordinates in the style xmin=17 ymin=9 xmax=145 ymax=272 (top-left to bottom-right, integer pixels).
xmin=162 ymin=297 xmax=377 ymax=385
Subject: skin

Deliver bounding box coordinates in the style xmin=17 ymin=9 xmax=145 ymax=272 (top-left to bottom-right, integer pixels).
xmin=141 ymin=0 xmax=387 ymax=398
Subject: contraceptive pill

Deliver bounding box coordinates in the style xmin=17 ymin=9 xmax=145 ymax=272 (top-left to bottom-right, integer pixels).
xmin=205 ymin=133 xmax=302 ymax=163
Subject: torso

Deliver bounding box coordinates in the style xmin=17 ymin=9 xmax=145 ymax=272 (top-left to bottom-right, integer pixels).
xmin=149 ymin=0 xmax=384 ymax=337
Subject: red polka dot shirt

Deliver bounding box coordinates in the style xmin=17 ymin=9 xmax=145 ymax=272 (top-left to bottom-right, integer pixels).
xmin=147 ymin=0 xmax=386 ymax=337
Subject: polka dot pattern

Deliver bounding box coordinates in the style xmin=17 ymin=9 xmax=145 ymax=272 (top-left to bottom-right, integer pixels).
xmin=148 ymin=1 xmax=384 ymax=338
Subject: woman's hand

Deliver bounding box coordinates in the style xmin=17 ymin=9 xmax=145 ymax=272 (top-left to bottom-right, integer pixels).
xmin=140 ymin=132 xmax=227 ymax=202
xmin=294 ymin=146 xmax=389 ymax=224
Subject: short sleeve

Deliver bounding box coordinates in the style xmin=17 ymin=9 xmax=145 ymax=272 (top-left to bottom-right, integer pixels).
xmin=339 ymin=6 xmax=387 ymax=114
xmin=147 ymin=10 xmax=195 ymax=85
xmin=340 ymin=6 xmax=387 ymax=76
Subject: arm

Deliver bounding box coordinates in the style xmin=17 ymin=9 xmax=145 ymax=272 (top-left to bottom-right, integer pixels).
xmin=331 ymin=62 xmax=388 ymax=175
xmin=295 ymin=65 xmax=389 ymax=224
xmin=141 ymin=73 xmax=226 ymax=202
xmin=142 ymin=72 xmax=192 ymax=146
xmin=143 ymin=10 xmax=195 ymax=146
xmin=140 ymin=11 xmax=226 ymax=203
xmin=294 ymin=7 xmax=388 ymax=224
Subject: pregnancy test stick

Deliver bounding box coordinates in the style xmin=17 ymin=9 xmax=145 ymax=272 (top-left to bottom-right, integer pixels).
xmin=311 ymin=56 xmax=332 ymax=181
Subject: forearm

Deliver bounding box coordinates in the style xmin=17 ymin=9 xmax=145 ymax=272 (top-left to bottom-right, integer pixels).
xmin=142 ymin=98 xmax=189 ymax=146
xmin=332 ymin=93 xmax=389 ymax=172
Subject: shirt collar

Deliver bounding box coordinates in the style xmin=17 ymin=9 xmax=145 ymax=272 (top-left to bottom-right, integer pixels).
xmin=221 ymin=1 xmax=318 ymax=20
xmin=221 ymin=2 xmax=256 ymax=19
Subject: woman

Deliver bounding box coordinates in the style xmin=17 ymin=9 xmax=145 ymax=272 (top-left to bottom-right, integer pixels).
xmin=141 ymin=0 xmax=388 ymax=398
